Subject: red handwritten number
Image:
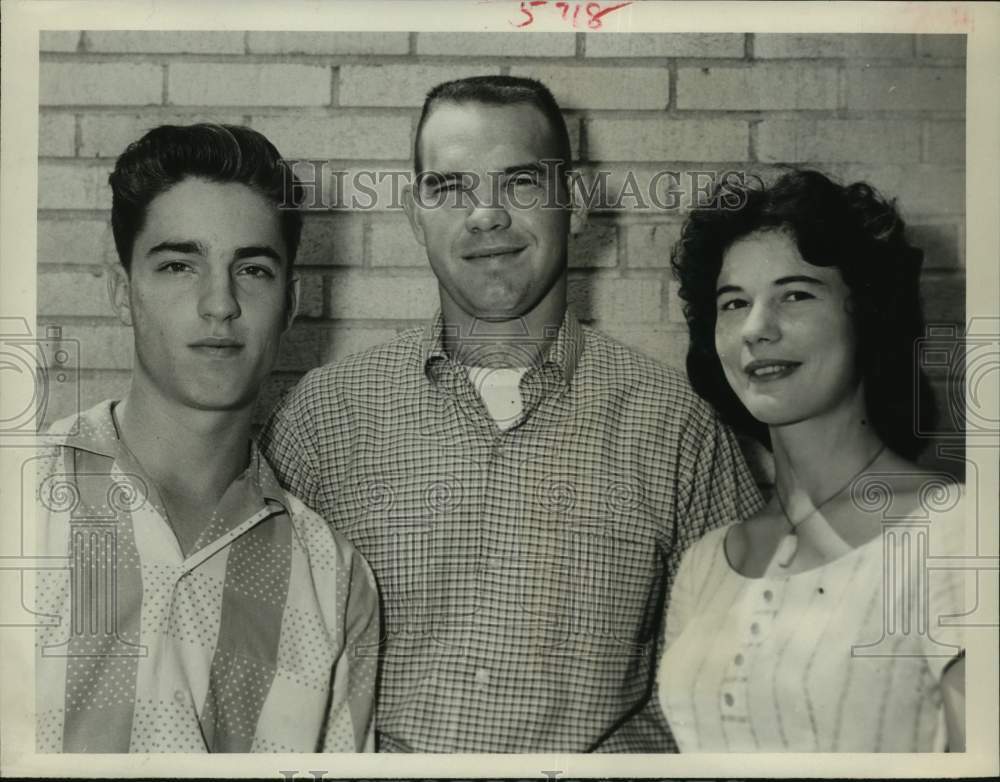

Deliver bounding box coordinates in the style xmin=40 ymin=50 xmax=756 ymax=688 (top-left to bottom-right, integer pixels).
xmin=586 ymin=3 xmax=603 ymax=29
xmin=516 ymin=0 xmax=548 ymax=28
xmin=589 ymin=2 xmax=633 ymax=30
xmin=515 ymin=1 xmax=534 ymax=28
xmin=515 ymin=0 xmax=631 ymax=30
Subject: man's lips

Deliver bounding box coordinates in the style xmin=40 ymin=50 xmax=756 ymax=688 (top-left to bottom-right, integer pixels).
xmin=461 ymin=245 xmax=527 ymax=261
xmin=743 ymin=359 xmax=801 ymax=381
xmin=189 ymin=337 xmax=244 ymax=355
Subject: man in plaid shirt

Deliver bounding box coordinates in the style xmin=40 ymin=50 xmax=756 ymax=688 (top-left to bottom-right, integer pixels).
xmin=261 ymin=76 xmax=763 ymax=752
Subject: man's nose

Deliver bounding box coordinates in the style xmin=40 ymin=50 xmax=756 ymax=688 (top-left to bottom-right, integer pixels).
xmin=464 ymin=178 xmax=512 ymax=233
xmin=464 ymin=202 xmax=513 ymax=233
xmin=198 ymin=272 xmax=241 ymax=322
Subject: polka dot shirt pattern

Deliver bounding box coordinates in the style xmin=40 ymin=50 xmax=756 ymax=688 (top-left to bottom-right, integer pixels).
xmin=34 ymin=401 xmax=380 ymax=753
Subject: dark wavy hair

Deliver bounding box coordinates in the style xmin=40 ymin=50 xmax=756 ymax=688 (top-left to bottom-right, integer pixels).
xmin=109 ymin=123 xmax=304 ymax=273
xmin=671 ymin=168 xmax=935 ymax=460
xmin=413 ymin=75 xmax=572 ymax=175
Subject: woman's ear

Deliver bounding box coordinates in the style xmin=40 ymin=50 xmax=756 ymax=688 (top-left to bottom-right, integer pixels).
xmin=107 ymin=263 xmax=133 ymax=326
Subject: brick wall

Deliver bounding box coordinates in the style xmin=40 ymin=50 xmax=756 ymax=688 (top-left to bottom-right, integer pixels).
xmin=37 ymin=31 xmax=966 ymax=457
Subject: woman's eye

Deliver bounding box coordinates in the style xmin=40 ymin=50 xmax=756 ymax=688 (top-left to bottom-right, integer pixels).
xmin=719 ymin=298 xmax=747 ymax=312
xmin=783 ymin=290 xmax=815 ymax=303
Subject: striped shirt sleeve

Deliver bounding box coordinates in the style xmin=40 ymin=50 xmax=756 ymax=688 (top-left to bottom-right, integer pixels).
xmin=322 ymin=544 xmax=381 ymax=752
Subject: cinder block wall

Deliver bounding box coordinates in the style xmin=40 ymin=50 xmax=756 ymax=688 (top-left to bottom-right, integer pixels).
xmin=37 ymin=31 xmax=966 ymax=452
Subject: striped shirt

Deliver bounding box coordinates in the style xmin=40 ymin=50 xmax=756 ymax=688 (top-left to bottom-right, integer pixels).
xmin=34 ymin=401 xmax=379 ymax=753
xmin=657 ymin=506 xmax=968 ymax=752
xmin=260 ymin=309 xmax=763 ymax=752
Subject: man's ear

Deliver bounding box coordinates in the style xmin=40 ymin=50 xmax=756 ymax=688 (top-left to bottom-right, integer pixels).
xmin=566 ymin=170 xmax=589 ymax=237
xmin=284 ymin=274 xmax=301 ymax=332
xmin=107 ymin=263 xmax=133 ymax=326
xmin=402 ymin=183 xmax=427 ymax=247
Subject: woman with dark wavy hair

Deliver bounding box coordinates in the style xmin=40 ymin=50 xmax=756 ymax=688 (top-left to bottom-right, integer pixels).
xmin=657 ymin=169 xmax=966 ymax=752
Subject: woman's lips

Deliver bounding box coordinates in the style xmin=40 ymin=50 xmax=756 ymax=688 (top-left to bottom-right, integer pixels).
xmin=743 ymin=359 xmax=801 ymax=382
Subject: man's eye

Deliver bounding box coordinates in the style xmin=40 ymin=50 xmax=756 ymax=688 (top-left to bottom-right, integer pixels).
xmin=423 ymin=176 xmax=469 ymax=195
xmin=159 ymin=261 xmax=193 ymax=273
xmin=508 ymin=173 xmax=539 ymax=187
xmin=238 ymin=264 xmax=276 ymax=279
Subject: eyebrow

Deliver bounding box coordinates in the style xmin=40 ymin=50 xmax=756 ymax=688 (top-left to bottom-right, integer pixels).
xmin=146 ymin=241 xmax=284 ymax=265
xmin=234 ymin=245 xmax=284 ymax=265
xmin=419 ymin=171 xmax=466 ymax=191
xmin=774 ymin=274 xmax=827 ymax=286
xmin=500 ymin=161 xmax=547 ymax=177
xmin=715 ymin=275 xmax=827 ymax=298
xmin=147 ymin=240 xmax=206 ymax=256
xmin=421 ymin=162 xmax=548 ymax=188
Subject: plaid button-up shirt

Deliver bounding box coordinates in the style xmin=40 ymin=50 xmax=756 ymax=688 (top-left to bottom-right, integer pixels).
xmin=261 ymin=310 xmax=763 ymax=752
xmin=34 ymin=401 xmax=379 ymax=753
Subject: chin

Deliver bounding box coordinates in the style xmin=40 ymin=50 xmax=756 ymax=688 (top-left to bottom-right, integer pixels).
xmin=184 ymin=386 xmax=259 ymax=413
xmin=740 ymin=399 xmax=801 ymax=428
xmin=474 ymin=309 xmax=526 ymax=322
xmin=466 ymin=297 xmax=530 ymax=321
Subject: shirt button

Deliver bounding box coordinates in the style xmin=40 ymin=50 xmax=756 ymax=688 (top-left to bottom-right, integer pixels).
xmin=734 ymin=653 xmax=744 ymax=666
xmin=173 ymin=689 xmax=187 ymax=704
xmin=723 ymin=692 xmax=734 ymax=707
xmin=474 ymin=668 xmax=490 ymax=685
xmin=750 ymin=622 xmax=760 ymax=635
xmin=763 ymin=589 xmax=773 ymax=602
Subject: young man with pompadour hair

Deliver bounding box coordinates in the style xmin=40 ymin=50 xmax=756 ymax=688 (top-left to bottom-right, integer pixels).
xmin=34 ymin=123 xmax=379 ymax=753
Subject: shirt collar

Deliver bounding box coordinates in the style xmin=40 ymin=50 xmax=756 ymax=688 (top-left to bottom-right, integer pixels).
xmin=58 ymin=399 xmax=121 ymax=459
xmin=420 ymin=308 xmax=584 ymax=386
xmin=253 ymin=441 xmax=291 ymax=512
xmin=59 ymin=400 xmax=290 ymax=516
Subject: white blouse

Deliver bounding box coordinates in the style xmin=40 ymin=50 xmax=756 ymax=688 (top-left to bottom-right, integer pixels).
xmin=657 ymin=507 xmax=967 ymax=752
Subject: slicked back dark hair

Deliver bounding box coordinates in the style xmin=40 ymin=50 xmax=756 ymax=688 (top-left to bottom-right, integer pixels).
xmin=413 ymin=75 xmax=572 ymax=174
xmin=109 ymin=123 xmax=303 ymax=273
xmin=671 ymin=168 xmax=935 ymax=461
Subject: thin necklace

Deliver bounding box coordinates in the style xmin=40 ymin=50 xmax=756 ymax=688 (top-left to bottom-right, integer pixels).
xmin=773 ymin=443 xmax=887 ymax=569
